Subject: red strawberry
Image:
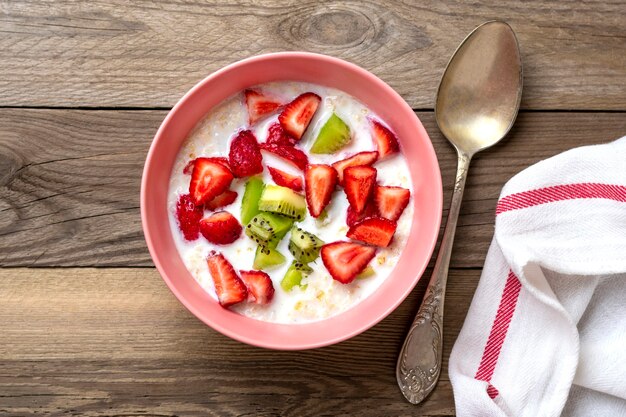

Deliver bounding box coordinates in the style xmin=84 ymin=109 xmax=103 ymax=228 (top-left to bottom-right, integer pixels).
xmin=229 ymin=130 xmax=264 ymax=178
xmin=183 ymin=159 xmax=195 ymax=175
xmin=207 ymin=251 xmax=247 ymax=307
xmin=375 ymin=186 xmax=411 ymax=221
xmin=189 ymin=158 xmax=234 ymax=205
xmin=260 ymin=143 xmax=309 ymax=171
xmin=343 ymin=166 xmax=377 ymax=214
xmin=265 ymin=122 xmax=297 ymax=147
xmin=346 ymin=200 xmax=378 ymax=227
xmin=268 ymin=166 xmax=303 ymax=192
xmin=205 ymin=190 xmax=238 ymax=211
xmin=199 ymin=211 xmax=242 ymax=245
xmin=278 ymin=92 xmax=321 ymax=139
xmin=239 ymin=270 xmax=275 ymax=304
xmin=321 ymin=241 xmax=377 ymax=284
xmin=347 ymin=217 xmax=397 ymax=247
xmin=370 ymin=118 xmax=400 ymax=159
xmin=305 ymin=164 xmax=337 ymax=218
xmin=332 ymin=151 xmax=379 ymax=185
xmin=175 ymin=194 xmax=204 ymax=241
xmin=244 ymin=89 xmax=283 ymax=125
xmin=183 ymin=157 xmax=230 ymax=174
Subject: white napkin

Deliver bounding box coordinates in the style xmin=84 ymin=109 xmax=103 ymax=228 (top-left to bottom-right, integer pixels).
xmin=448 ymin=137 xmax=626 ymax=417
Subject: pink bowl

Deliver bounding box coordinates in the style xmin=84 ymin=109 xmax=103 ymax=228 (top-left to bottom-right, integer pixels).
xmin=141 ymin=52 xmax=442 ymax=350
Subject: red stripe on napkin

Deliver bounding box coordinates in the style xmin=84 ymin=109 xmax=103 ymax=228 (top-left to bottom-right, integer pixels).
xmin=496 ymin=183 xmax=626 ymax=215
xmin=486 ymin=384 xmax=499 ymax=399
xmin=475 ymin=270 xmax=522 ymax=397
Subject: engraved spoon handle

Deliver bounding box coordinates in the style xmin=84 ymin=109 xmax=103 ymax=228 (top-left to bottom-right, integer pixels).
xmin=396 ymin=150 xmax=471 ymax=404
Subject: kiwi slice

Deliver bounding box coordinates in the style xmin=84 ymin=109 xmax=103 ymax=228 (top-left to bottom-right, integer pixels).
xmin=253 ymin=245 xmax=286 ymax=269
xmin=281 ymin=261 xmax=313 ymax=291
xmin=245 ymin=212 xmax=294 ymax=247
xmin=310 ymin=113 xmax=351 ymax=154
xmin=288 ymin=226 xmax=324 ymax=263
xmin=241 ymin=177 xmax=264 ymax=224
xmin=258 ymin=185 xmax=306 ymax=220
xmin=356 ymin=266 xmax=375 ymax=279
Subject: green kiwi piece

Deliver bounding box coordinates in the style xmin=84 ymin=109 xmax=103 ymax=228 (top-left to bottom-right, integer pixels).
xmin=258 ymin=185 xmax=306 ymax=220
xmin=281 ymin=261 xmax=313 ymax=291
xmin=288 ymin=226 xmax=324 ymax=263
xmin=245 ymin=212 xmax=294 ymax=247
xmin=253 ymin=245 xmax=286 ymax=269
xmin=241 ymin=177 xmax=264 ymax=224
xmin=310 ymin=113 xmax=351 ymax=154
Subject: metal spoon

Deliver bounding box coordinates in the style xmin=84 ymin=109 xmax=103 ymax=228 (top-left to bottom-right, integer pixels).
xmin=396 ymin=21 xmax=523 ymax=404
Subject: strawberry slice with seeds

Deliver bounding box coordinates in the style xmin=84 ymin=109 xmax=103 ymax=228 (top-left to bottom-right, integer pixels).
xmin=189 ymin=158 xmax=234 ymax=205
xmin=347 ymin=217 xmax=397 ymax=247
xmin=260 ymin=143 xmax=309 ymax=171
xmin=205 ymin=190 xmax=238 ymax=211
xmin=199 ymin=211 xmax=242 ymax=245
xmin=268 ymin=166 xmax=303 ymax=192
xmin=183 ymin=157 xmax=230 ymax=175
xmin=332 ymin=151 xmax=379 ymax=185
xmin=369 ymin=118 xmax=400 ymax=159
xmin=346 ymin=200 xmax=378 ymax=227
xmin=321 ymin=241 xmax=377 ymax=284
xmin=343 ymin=166 xmax=377 ymax=214
xmin=228 ymin=130 xmax=264 ymax=178
xmin=265 ymin=122 xmax=297 ymax=147
xmin=244 ymin=89 xmax=283 ymax=125
xmin=239 ymin=270 xmax=275 ymax=304
xmin=175 ymin=194 xmax=204 ymax=241
xmin=207 ymin=251 xmax=248 ymax=307
xmin=305 ymin=164 xmax=338 ymax=218
xmin=375 ymin=186 xmax=411 ymax=221
xmin=278 ymin=92 xmax=321 ymax=139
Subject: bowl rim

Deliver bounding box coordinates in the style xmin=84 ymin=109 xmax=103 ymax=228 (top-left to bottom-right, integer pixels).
xmin=141 ymin=51 xmax=442 ymax=350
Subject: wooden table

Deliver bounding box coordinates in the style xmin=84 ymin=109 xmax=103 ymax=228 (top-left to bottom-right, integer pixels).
xmin=1 ymin=2 xmax=625 ymax=416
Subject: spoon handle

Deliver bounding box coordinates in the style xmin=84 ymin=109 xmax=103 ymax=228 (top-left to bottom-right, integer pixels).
xmin=396 ymin=150 xmax=471 ymax=404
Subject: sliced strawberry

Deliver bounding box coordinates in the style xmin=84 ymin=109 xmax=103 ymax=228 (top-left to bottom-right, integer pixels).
xmin=347 ymin=217 xmax=397 ymax=247
xmin=346 ymin=200 xmax=378 ymax=227
xmin=239 ymin=270 xmax=275 ymax=304
xmin=370 ymin=118 xmax=400 ymax=159
xmin=244 ymin=89 xmax=283 ymax=125
xmin=207 ymin=251 xmax=247 ymax=307
xmin=375 ymin=186 xmax=411 ymax=221
xmin=305 ymin=164 xmax=337 ymax=218
xmin=268 ymin=166 xmax=303 ymax=192
xmin=183 ymin=159 xmax=195 ymax=175
xmin=332 ymin=151 xmax=379 ymax=185
xmin=183 ymin=157 xmax=230 ymax=174
xmin=189 ymin=158 xmax=234 ymax=205
xmin=199 ymin=211 xmax=242 ymax=245
xmin=278 ymin=92 xmax=321 ymax=139
xmin=265 ymin=122 xmax=297 ymax=147
xmin=343 ymin=166 xmax=377 ymax=214
xmin=321 ymin=241 xmax=377 ymax=284
xmin=175 ymin=194 xmax=204 ymax=241
xmin=205 ymin=189 xmax=238 ymax=210
xmin=260 ymin=143 xmax=309 ymax=171
xmin=228 ymin=130 xmax=264 ymax=178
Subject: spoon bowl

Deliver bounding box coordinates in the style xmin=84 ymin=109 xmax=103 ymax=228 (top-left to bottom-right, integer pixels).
xmin=436 ymin=21 xmax=522 ymax=156
xmin=397 ymin=20 xmax=522 ymax=404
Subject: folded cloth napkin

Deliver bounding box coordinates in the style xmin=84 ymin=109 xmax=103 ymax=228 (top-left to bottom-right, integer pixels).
xmin=448 ymin=137 xmax=626 ymax=417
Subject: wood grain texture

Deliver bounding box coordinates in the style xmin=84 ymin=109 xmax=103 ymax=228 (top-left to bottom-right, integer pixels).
xmin=1 ymin=0 xmax=625 ymax=110
xmin=1 ymin=109 xmax=625 ymax=267
xmin=0 ymin=267 xmax=470 ymax=416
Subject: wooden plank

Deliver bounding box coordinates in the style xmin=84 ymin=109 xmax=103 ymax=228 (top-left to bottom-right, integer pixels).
xmin=0 ymin=267 xmax=471 ymax=416
xmin=2 ymin=109 xmax=625 ymax=267
xmin=1 ymin=1 xmax=624 ymax=110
